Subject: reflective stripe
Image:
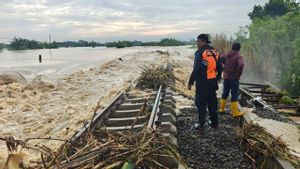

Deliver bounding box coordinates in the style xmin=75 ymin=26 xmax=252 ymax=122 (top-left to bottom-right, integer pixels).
xmin=202 ymin=60 xmax=208 ymax=66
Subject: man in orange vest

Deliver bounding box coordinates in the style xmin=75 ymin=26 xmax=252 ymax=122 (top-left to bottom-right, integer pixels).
xmin=188 ymin=34 xmax=222 ymax=133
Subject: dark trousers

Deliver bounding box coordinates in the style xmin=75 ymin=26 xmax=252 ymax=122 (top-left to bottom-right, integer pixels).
xmin=222 ymin=79 xmax=239 ymax=101
xmin=195 ymin=80 xmax=218 ymax=127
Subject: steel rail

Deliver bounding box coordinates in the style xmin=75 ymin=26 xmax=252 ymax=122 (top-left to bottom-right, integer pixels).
xmin=70 ymin=92 xmax=125 ymax=142
xmin=147 ymin=85 xmax=163 ymax=129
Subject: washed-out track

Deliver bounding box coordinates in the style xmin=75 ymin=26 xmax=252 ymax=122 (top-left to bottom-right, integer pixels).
xmin=71 ymin=85 xmax=177 ymax=142
xmin=61 ymin=63 xmax=179 ymax=168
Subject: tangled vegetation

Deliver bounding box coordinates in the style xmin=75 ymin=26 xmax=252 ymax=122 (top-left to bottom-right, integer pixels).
xmin=280 ymin=96 xmax=297 ymax=105
xmin=2 ymin=128 xmax=184 ymax=169
xmin=237 ymin=0 xmax=300 ymax=94
xmin=136 ymin=64 xmax=176 ymax=90
xmin=236 ymin=123 xmax=300 ymax=169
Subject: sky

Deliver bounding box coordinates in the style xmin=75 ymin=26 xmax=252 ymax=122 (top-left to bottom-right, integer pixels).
xmin=0 ymin=0 xmax=268 ymax=43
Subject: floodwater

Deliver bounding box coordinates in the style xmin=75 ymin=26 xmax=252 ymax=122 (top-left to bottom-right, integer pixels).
xmin=0 ymin=46 xmax=158 ymax=79
xmin=0 ymin=46 xmax=195 ymax=167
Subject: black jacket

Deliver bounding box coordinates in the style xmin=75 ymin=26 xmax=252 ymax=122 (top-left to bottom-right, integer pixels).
xmin=188 ymin=45 xmax=222 ymax=90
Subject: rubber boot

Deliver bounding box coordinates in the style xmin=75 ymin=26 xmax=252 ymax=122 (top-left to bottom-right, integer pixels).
xmin=219 ymin=99 xmax=227 ymax=113
xmin=230 ymin=101 xmax=245 ymax=118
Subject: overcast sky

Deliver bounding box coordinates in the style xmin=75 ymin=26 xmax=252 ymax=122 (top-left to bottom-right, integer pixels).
xmin=0 ymin=0 xmax=267 ymax=43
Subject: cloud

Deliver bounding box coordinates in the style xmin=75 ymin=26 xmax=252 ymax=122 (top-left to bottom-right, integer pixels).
xmin=0 ymin=0 xmax=267 ymax=42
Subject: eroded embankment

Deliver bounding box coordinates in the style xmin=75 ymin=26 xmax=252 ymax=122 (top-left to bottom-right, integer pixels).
xmin=0 ymin=48 xmax=193 ymax=167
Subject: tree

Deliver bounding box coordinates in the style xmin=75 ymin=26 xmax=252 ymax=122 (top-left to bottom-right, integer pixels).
xmin=283 ymin=37 xmax=300 ymax=95
xmin=0 ymin=43 xmax=5 ymax=50
xmin=88 ymin=41 xmax=97 ymax=48
xmin=158 ymin=38 xmax=184 ymax=46
xmin=248 ymin=5 xmax=265 ymax=20
xmin=248 ymin=0 xmax=299 ymax=20
xmin=50 ymin=41 xmax=58 ymax=48
xmin=106 ymin=38 xmax=185 ymax=48
xmin=8 ymin=38 xmax=105 ymax=50
xmin=242 ymin=1 xmax=300 ymax=94
xmin=264 ymin=0 xmax=289 ymax=17
xmin=9 ymin=38 xmax=30 ymax=50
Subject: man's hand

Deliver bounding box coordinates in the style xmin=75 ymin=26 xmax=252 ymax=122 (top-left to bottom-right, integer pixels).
xmin=188 ymin=84 xmax=192 ymax=90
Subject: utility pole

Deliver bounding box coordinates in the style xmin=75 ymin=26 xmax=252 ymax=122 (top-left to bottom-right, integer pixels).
xmin=49 ymin=34 xmax=52 ymax=60
xmin=49 ymin=34 xmax=51 ymax=46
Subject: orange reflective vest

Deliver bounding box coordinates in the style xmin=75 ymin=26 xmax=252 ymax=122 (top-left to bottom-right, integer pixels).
xmin=201 ymin=49 xmax=220 ymax=79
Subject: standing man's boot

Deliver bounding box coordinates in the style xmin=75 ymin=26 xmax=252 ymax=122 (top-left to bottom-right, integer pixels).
xmin=230 ymin=101 xmax=245 ymax=117
xmin=219 ymin=99 xmax=226 ymax=113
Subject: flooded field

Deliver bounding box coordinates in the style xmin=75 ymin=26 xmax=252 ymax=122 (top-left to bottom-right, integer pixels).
xmin=0 ymin=47 xmax=176 ymax=79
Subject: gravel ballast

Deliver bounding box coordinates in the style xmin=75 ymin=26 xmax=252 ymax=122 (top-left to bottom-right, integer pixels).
xmin=252 ymin=107 xmax=294 ymax=123
xmin=177 ymin=108 xmax=252 ymax=169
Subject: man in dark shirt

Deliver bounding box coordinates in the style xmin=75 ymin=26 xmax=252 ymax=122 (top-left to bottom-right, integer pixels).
xmin=219 ymin=42 xmax=244 ymax=117
xmin=188 ymin=34 xmax=222 ymax=133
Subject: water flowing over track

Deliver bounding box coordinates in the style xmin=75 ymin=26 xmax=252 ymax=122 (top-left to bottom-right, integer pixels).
xmin=70 ymin=86 xmax=177 ymax=142
xmin=59 ymin=63 xmax=179 ymax=168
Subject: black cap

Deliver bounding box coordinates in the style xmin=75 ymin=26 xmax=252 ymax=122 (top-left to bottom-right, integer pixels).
xmin=232 ymin=42 xmax=241 ymax=51
xmin=197 ymin=34 xmax=211 ymax=43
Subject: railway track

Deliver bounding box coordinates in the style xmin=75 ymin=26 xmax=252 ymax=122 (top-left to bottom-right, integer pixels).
xmin=239 ymin=82 xmax=300 ymax=123
xmin=238 ymin=82 xmax=300 ymax=169
xmin=28 ymin=70 xmax=299 ymax=169
xmin=70 ymin=85 xmax=177 ymax=142
xmin=56 ymin=63 xmax=179 ymax=168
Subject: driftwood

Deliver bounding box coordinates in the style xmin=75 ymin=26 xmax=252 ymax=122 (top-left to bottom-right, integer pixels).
xmin=236 ymin=123 xmax=300 ymax=169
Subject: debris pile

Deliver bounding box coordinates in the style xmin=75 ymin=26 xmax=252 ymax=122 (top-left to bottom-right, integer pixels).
xmin=66 ymin=128 xmax=183 ymax=168
xmin=1 ymin=128 xmax=183 ymax=169
xmin=236 ymin=123 xmax=300 ymax=168
xmin=136 ymin=64 xmax=176 ymax=90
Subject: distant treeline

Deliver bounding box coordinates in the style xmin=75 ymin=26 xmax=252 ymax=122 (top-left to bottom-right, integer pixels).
xmin=0 ymin=43 xmax=5 ymax=50
xmin=3 ymin=38 xmax=104 ymax=50
xmin=1 ymin=37 xmax=194 ymax=50
xmin=106 ymin=38 xmax=192 ymax=48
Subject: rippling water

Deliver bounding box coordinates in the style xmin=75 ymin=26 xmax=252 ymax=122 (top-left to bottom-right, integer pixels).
xmin=0 ymin=46 xmax=157 ymax=78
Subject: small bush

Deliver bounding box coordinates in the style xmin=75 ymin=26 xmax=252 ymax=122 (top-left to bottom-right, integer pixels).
xmin=280 ymin=96 xmax=296 ymax=105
